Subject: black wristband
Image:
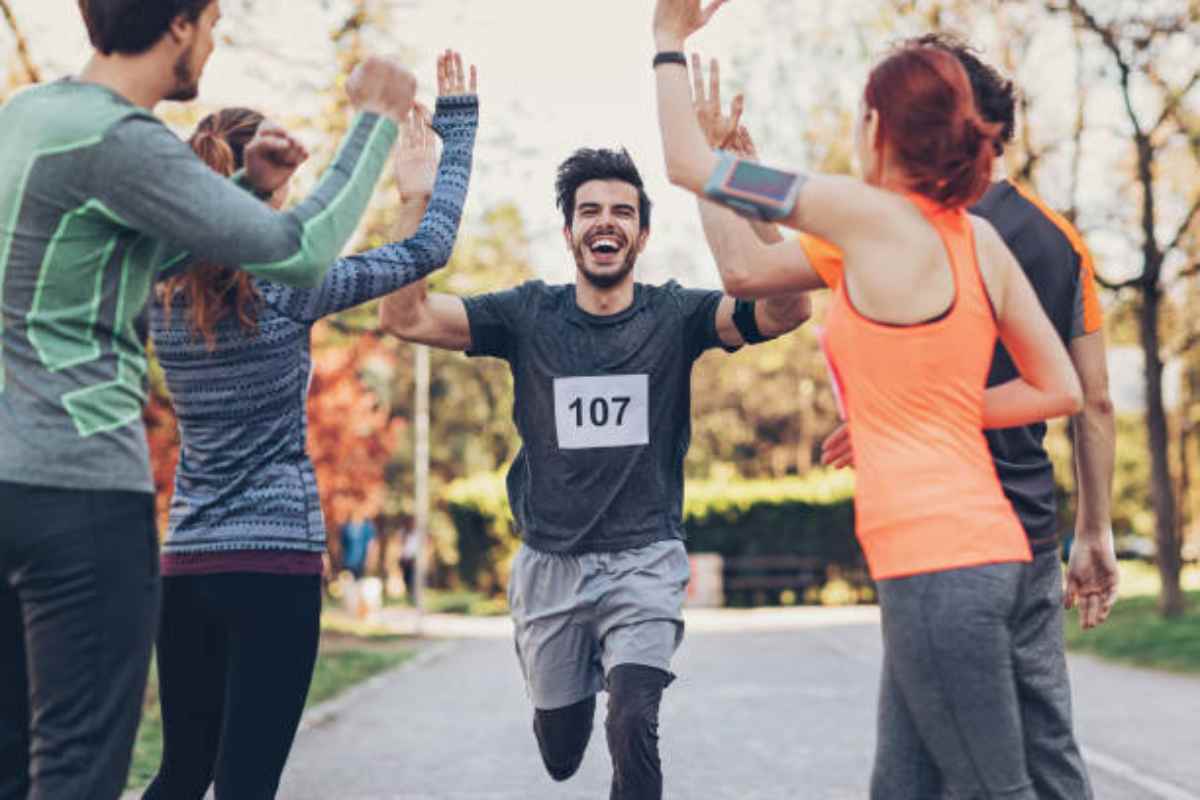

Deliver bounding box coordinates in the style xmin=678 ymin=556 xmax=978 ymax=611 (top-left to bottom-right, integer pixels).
xmin=732 ymin=299 xmax=770 ymax=344
xmin=653 ymin=51 xmax=688 ymax=69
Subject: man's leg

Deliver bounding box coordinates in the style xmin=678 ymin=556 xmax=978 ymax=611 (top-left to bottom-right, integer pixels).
xmin=508 ymin=544 xmax=604 ymax=782
xmin=605 ymin=662 xmax=672 ymax=800
xmin=534 ymin=696 xmax=596 ymax=781
xmin=876 ymin=562 xmax=1036 ymax=800
xmin=597 ymin=540 xmax=690 ymax=800
xmin=11 ymin=484 xmax=159 ymax=800
xmin=142 ymin=576 xmax=227 ymax=800
xmin=0 ymin=570 xmax=30 ymax=800
xmin=1013 ymin=550 xmax=1093 ymax=800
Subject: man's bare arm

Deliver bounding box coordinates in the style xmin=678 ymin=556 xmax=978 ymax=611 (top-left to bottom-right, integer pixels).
xmin=1065 ymin=329 xmax=1119 ymax=629
xmin=378 ymin=281 xmax=472 ymax=351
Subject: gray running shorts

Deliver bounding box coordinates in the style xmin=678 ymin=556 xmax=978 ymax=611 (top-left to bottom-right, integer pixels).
xmin=507 ymin=539 xmax=690 ymax=710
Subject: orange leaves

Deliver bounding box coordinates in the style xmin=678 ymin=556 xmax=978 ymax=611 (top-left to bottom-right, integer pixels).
xmin=307 ymin=322 xmax=403 ymax=535
xmin=143 ymin=391 xmax=180 ymax=535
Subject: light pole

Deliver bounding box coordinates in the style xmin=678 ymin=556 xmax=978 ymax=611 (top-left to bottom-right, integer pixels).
xmin=412 ymin=343 xmax=430 ymax=633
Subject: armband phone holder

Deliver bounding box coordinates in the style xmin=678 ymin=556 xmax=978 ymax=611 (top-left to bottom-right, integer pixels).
xmin=703 ymin=151 xmax=800 ymax=222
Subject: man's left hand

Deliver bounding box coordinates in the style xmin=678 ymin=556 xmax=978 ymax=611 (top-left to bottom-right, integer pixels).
xmin=821 ymin=423 xmax=854 ymax=469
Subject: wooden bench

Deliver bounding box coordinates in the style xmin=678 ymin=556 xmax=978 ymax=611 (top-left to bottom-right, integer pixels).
xmin=721 ymin=555 xmax=872 ymax=606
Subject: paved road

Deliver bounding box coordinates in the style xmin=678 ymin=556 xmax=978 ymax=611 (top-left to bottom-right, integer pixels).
xmin=279 ymin=608 xmax=1199 ymax=799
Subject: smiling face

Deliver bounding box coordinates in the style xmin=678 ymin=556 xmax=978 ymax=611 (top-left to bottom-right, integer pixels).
xmin=563 ymin=179 xmax=650 ymax=290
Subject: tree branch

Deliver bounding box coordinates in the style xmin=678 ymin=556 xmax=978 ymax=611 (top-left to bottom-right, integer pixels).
xmin=1093 ymin=272 xmax=1144 ymax=292
xmin=1166 ymin=194 xmax=1200 ymax=257
xmin=1151 ymin=69 xmax=1200 ymax=135
xmin=1169 ymin=259 xmax=1200 ymax=286
xmin=1064 ymin=0 xmax=1146 ymax=139
xmin=0 ymin=0 xmax=41 ymax=84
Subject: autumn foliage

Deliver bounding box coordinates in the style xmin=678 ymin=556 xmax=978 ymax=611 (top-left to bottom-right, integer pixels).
xmin=306 ymin=322 xmax=406 ymax=539
xmin=143 ymin=390 xmax=180 ymax=534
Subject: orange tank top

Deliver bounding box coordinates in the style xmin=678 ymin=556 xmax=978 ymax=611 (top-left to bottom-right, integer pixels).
xmin=823 ymin=195 xmax=1031 ymax=580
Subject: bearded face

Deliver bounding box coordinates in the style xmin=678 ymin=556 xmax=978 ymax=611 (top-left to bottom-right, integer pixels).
xmin=166 ymin=42 xmax=200 ymax=101
xmin=165 ymin=1 xmax=221 ymax=102
xmin=565 ymin=180 xmax=648 ymax=290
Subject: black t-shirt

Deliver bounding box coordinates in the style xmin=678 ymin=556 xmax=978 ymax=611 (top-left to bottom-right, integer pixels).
xmin=973 ymin=180 xmax=1099 ymax=552
xmin=464 ymin=280 xmax=735 ymax=554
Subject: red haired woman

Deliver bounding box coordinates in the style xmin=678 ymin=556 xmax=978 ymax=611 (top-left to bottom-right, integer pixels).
xmin=652 ymin=2 xmax=1082 ymax=797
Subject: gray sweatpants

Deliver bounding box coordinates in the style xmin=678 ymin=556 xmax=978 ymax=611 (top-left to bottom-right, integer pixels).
xmin=507 ymin=539 xmax=689 ymax=710
xmin=871 ymin=551 xmax=1092 ymax=800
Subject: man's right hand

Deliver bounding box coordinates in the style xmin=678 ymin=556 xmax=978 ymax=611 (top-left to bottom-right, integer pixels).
xmin=1065 ymin=529 xmax=1119 ymax=630
xmin=821 ymin=423 xmax=854 ymax=469
xmin=347 ymin=56 xmax=418 ymax=123
xmin=244 ymin=120 xmax=309 ymax=196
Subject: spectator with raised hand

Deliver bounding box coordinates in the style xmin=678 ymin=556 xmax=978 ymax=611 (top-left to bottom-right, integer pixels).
xmin=0 ymin=1 xmax=416 ymax=796
xmin=651 ymin=2 xmax=1087 ymax=798
xmin=140 ymin=49 xmax=478 ymax=800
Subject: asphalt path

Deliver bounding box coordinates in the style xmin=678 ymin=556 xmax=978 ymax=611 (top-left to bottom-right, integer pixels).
xmin=277 ymin=607 xmax=1200 ymax=799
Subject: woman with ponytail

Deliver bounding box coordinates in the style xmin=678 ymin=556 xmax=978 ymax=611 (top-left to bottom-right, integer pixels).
xmin=143 ymin=51 xmax=478 ymax=799
xmin=652 ymin=3 xmax=1082 ymax=798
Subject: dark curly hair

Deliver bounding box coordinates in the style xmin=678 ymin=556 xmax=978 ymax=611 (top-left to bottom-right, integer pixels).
xmin=555 ymin=147 xmax=652 ymax=231
xmin=911 ymin=33 xmax=1017 ymax=156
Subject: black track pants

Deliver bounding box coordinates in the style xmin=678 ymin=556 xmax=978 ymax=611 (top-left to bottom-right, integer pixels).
xmin=533 ymin=663 xmax=671 ymax=800
xmin=0 ymin=481 xmax=159 ymax=800
xmin=142 ymin=572 xmax=321 ymax=800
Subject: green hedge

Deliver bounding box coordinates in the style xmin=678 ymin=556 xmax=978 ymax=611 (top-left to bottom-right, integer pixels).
xmin=682 ymin=472 xmax=858 ymax=560
xmin=443 ymin=469 xmax=862 ymax=599
xmin=442 ymin=471 xmax=520 ymax=595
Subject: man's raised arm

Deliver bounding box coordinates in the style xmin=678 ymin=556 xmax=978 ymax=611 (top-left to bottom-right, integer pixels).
xmin=96 ymin=56 xmax=416 ymax=288
xmin=378 ymin=281 xmax=473 ymax=351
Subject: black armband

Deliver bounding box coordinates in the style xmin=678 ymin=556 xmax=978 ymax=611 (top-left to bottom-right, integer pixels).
xmin=732 ymin=299 xmax=770 ymax=344
xmin=653 ymin=51 xmax=688 ymax=69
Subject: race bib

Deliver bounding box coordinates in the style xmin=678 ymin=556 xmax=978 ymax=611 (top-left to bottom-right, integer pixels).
xmin=553 ymin=374 xmax=649 ymax=450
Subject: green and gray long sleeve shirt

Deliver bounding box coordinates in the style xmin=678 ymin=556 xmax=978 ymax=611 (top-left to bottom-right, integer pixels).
xmin=0 ymin=79 xmax=397 ymax=494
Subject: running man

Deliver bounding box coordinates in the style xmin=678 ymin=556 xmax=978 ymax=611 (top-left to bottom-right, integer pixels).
xmin=378 ymin=147 xmax=810 ymax=798
xmin=815 ymin=35 xmax=1117 ymax=799
xmin=0 ymin=1 xmax=413 ymax=795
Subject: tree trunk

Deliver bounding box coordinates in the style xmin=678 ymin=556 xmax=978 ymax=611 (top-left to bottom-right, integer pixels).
xmin=1140 ymin=288 xmax=1186 ymax=617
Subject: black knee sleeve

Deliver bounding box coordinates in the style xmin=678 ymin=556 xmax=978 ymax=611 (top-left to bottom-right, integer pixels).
xmin=533 ymin=695 xmax=596 ymax=782
xmin=605 ymin=664 xmax=672 ymax=800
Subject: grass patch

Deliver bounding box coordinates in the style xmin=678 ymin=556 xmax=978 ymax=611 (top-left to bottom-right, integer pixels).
xmin=1065 ymin=590 xmax=1200 ymax=673
xmin=127 ymin=637 xmax=413 ymax=790
xmin=422 ymin=588 xmax=509 ymax=616
xmin=1064 ymin=560 xmax=1200 ymax=674
xmin=306 ymin=648 xmax=411 ymax=706
xmin=319 ymin=610 xmax=417 ymax=640
xmin=127 ymin=661 xmax=162 ymax=790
